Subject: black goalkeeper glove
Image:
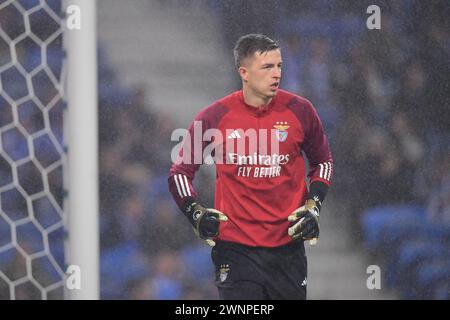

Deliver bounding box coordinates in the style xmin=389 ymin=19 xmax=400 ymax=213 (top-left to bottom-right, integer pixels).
xmin=287 ymin=198 xmax=320 ymax=244
xmin=183 ymin=201 xmax=228 ymax=246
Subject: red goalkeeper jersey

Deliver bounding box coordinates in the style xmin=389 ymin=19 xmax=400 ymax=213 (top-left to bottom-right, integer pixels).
xmin=168 ymin=89 xmax=333 ymax=247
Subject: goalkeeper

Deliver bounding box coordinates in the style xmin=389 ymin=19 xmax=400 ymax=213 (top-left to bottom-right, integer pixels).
xmin=168 ymin=34 xmax=333 ymax=300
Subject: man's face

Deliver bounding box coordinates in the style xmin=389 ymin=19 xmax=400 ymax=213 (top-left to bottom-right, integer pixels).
xmin=240 ymin=49 xmax=282 ymax=100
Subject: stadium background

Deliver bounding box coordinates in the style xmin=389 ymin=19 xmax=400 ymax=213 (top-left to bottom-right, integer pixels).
xmin=0 ymin=0 xmax=449 ymax=299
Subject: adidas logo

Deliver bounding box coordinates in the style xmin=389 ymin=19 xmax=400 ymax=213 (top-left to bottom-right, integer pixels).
xmin=227 ymin=130 xmax=241 ymax=139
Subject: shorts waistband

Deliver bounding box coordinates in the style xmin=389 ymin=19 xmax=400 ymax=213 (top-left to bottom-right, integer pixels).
xmin=214 ymin=239 xmax=304 ymax=252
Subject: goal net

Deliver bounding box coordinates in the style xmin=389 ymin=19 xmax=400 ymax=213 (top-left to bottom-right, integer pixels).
xmin=0 ymin=0 xmax=67 ymax=299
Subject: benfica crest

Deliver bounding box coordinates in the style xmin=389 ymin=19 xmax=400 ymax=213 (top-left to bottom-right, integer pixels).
xmin=274 ymin=122 xmax=290 ymax=142
xmin=219 ymin=264 xmax=230 ymax=282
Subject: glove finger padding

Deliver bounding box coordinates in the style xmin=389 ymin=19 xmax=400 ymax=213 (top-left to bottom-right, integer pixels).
xmin=183 ymin=201 xmax=229 ymax=247
xmin=287 ymin=206 xmax=308 ymax=222
xmin=288 ymin=199 xmax=320 ymax=241
xmin=204 ymin=239 xmax=216 ymax=247
xmin=288 ymin=218 xmax=305 ymax=239
xmin=289 ymin=217 xmax=319 ymax=240
xmin=207 ymin=209 xmax=229 ymax=222
xmin=298 ymin=217 xmax=319 ymax=239
xmin=195 ymin=208 xmax=228 ymax=246
xmin=199 ymin=214 xmax=220 ymax=238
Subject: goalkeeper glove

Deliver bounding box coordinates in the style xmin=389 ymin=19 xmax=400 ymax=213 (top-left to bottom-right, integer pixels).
xmin=183 ymin=201 xmax=228 ymax=247
xmin=287 ymin=198 xmax=320 ymax=242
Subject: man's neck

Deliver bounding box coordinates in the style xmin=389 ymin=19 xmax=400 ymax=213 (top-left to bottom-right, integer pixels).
xmin=242 ymin=86 xmax=272 ymax=108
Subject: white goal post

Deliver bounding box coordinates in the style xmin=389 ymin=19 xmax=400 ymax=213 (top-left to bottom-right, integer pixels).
xmin=64 ymin=0 xmax=99 ymax=300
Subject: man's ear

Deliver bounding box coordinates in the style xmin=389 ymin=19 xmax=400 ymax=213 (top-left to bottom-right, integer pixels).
xmin=239 ymin=66 xmax=248 ymax=82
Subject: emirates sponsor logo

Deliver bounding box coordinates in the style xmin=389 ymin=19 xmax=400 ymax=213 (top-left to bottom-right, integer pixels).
xmin=228 ymin=152 xmax=290 ymax=165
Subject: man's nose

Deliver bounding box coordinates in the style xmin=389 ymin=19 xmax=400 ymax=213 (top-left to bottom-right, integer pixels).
xmin=273 ymin=67 xmax=281 ymax=79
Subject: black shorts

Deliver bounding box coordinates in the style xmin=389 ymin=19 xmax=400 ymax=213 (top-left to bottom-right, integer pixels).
xmin=211 ymin=240 xmax=307 ymax=300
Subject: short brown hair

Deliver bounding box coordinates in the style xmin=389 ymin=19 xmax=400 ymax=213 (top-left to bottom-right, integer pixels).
xmin=233 ymin=34 xmax=279 ymax=68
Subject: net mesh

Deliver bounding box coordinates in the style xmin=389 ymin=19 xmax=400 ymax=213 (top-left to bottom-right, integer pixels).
xmin=0 ymin=0 xmax=66 ymax=299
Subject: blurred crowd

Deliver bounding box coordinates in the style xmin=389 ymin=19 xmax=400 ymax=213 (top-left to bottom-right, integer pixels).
xmin=1 ymin=0 xmax=449 ymax=299
xmin=275 ymin=1 xmax=450 ymax=298
xmin=97 ymin=54 xmax=218 ymax=298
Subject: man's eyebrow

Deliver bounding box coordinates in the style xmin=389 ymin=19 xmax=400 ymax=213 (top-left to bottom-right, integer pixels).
xmin=261 ymin=62 xmax=283 ymax=67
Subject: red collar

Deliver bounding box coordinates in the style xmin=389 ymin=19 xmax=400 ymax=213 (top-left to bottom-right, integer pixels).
xmin=237 ymin=90 xmax=278 ymax=116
